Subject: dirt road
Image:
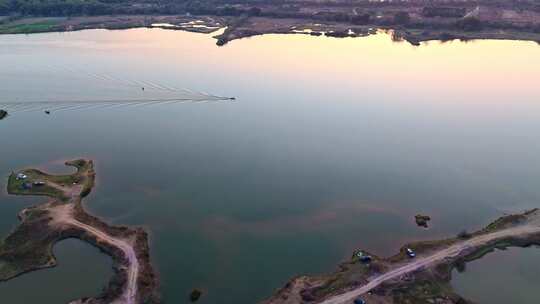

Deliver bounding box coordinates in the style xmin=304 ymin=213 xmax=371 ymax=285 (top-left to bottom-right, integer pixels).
xmin=320 ymin=219 xmax=540 ymax=304
xmin=51 ymin=180 xmax=139 ymax=304
xmin=66 ymin=218 xmax=139 ymax=304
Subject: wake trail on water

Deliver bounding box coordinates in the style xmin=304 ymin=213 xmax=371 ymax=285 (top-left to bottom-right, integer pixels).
xmin=1 ymin=65 xmax=234 ymax=116
xmin=1 ymin=98 xmax=229 ymax=115
xmin=49 ymin=64 xmax=225 ymax=99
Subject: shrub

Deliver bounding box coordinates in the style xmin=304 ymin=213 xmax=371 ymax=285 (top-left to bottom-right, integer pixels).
xmin=351 ymin=13 xmax=371 ymax=25
xmin=394 ymin=12 xmax=410 ymax=25
xmin=457 ymin=230 xmax=472 ymax=239
xmin=456 ymin=17 xmax=483 ymax=31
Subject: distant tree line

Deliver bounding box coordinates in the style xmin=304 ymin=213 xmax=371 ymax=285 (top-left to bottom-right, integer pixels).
xmin=0 ymin=0 xmax=123 ymax=16
xmin=1 ymin=0 xmax=538 ymax=36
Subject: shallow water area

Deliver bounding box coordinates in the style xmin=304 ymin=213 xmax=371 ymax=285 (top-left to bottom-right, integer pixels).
xmin=0 ymin=239 xmax=112 ymax=303
xmin=452 ymin=247 xmax=540 ymax=304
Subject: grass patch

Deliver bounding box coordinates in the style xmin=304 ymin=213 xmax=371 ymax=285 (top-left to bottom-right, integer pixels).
xmin=0 ymin=20 xmax=60 ymax=34
xmin=7 ymin=159 xmax=95 ymax=201
xmin=391 ymin=280 xmax=462 ymax=304
xmin=7 ymin=174 xmax=66 ymax=199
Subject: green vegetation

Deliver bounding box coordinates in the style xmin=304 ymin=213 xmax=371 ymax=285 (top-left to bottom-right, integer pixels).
xmin=7 ymin=173 xmax=66 ymax=199
xmin=303 ymin=256 xmax=380 ymax=300
xmin=67 ymin=159 xmax=95 ymax=197
xmin=456 ymin=17 xmax=484 ymax=32
xmin=393 ymin=12 xmax=411 ymax=25
xmin=0 ymin=0 xmax=112 ymax=16
xmin=190 ymin=289 xmax=202 ymax=302
xmin=0 ymin=205 xmax=59 ymax=280
xmin=0 ymin=20 xmax=60 ymax=34
xmin=392 ymin=280 xmax=467 ymax=304
xmin=7 ymin=159 xmax=95 ymax=201
xmin=0 ymin=159 xmax=159 ymax=303
xmin=483 ymin=212 xmax=528 ymax=232
xmin=457 ymin=230 xmax=472 ymax=239
xmin=0 ymin=160 xmax=94 ymax=281
xmin=414 ymin=214 xmax=431 ymax=228
xmin=1 ymin=159 xmax=90 ymax=280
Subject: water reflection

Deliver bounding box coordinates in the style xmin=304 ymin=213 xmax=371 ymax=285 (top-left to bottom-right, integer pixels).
xmin=0 ymin=29 xmax=539 ymax=304
xmin=0 ymin=239 xmax=112 ymax=303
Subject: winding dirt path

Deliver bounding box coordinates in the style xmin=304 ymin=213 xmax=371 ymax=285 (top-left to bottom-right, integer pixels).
xmin=320 ymin=222 xmax=540 ymax=304
xmin=65 ymin=218 xmax=139 ymax=304
xmin=48 ymin=180 xmax=139 ymax=304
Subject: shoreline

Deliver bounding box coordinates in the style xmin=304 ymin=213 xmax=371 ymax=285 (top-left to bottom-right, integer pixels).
xmin=0 ymin=159 xmax=159 ymax=304
xmin=0 ymin=15 xmax=538 ymax=46
xmin=263 ymin=209 xmax=540 ymax=304
xmin=2 ymin=163 xmax=540 ymax=303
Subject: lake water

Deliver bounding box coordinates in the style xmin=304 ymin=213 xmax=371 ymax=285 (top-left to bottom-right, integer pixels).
xmin=453 ymin=247 xmax=540 ymax=303
xmin=0 ymin=28 xmax=539 ymax=303
xmin=0 ymin=239 xmax=112 ymax=303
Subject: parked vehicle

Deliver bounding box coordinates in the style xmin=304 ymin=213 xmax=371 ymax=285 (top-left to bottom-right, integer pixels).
xmin=406 ymin=248 xmax=416 ymax=258
xmin=354 ymin=298 xmax=366 ymax=304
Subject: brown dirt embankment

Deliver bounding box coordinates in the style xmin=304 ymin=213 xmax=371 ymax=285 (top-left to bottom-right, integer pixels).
xmin=0 ymin=159 xmax=159 ymax=304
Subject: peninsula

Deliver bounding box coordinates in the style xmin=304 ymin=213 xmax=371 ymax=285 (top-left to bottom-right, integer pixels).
xmin=0 ymin=159 xmax=159 ymax=304
xmin=263 ymin=209 xmax=540 ymax=304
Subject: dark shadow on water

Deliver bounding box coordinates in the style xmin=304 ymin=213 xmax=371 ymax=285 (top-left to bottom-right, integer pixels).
xmin=452 ymin=246 xmax=540 ymax=304
xmin=0 ymin=239 xmax=113 ymax=304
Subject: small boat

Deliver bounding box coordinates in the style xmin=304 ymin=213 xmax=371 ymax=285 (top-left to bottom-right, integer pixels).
xmin=229 ymin=97 xmax=236 ymax=100
xmin=45 ymin=110 xmax=50 ymax=114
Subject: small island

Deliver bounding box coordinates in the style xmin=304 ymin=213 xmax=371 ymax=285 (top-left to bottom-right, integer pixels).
xmin=0 ymin=159 xmax=159 ymax=304
xmin=415 ymin=214 xmax=431 ymax=228
xmin=263 ymin=209 xmax=540 ymax=304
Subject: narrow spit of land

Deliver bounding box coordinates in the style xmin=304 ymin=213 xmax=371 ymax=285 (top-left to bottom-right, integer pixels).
xmin=0 ymin=159 xmax=158 ymax=304
xmin=263 ymin=209 xmax=540 ymax=304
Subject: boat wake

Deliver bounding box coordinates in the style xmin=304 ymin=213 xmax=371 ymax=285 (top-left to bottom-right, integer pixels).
xmin=0 ymin=65 xmax=235 ymax=116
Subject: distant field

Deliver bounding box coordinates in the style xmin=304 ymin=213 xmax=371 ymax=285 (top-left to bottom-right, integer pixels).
xmin=0 ymin=19 xmax=60 ymax=34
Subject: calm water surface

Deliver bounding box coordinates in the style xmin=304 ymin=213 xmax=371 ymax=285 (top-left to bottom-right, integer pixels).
xmin=0 ymin=29 xmax=539 ymax=303
xmin=453 ymin=247 xmax=540 ymax=304
xmin=0 ymin=239 xmax=112 ymax=303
